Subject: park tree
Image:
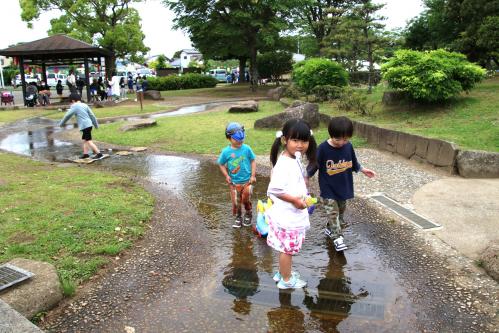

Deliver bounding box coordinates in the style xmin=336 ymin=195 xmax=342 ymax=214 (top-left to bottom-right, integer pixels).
xmin=165 ymin=0 xmax=299 ymax=89
xmin=19 ymin=0 xmax=150 ymax=76
xmin=292 ymin=0 xmax=360 ymax=56
xmin=404 ymin=0 xmax=499 ymax=67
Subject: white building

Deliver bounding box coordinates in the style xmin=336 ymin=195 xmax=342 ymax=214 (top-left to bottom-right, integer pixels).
xmin=179 ymin=49 xmax=203 ymax=70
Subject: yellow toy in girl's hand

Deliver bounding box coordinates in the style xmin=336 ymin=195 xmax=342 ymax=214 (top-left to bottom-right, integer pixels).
xmin=304 ymin=195 xmax=318 ymax=214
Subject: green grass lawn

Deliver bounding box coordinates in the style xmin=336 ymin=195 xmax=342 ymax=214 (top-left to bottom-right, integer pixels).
xmin=96 ymin=100 xmax=365 ymax=155
xmin=321 ymin=76 xmax=499 ymax=152
xmin=0 ymin=152 xmax=154 ymax=296
xmin=0 ymin=109 xmax=58 ymax=125
xmin=160 ymin=83 xmax=273 ymax=99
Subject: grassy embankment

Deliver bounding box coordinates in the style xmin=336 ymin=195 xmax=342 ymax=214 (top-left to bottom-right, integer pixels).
xmin=321 ymin=76 xmax=499 ymax=152
xmin=0 ymin=152 xmax=154 ymax=296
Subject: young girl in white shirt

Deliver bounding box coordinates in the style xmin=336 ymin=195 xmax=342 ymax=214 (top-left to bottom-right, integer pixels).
xmin=266 ymin=119 xmax=317 ymax=289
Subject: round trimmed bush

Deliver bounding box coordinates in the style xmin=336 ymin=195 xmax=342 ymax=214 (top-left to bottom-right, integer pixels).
xmin=292 ymin=58 xmax=349 ymax=94
xmin=381 ymin=49 xmax=486 ymax=102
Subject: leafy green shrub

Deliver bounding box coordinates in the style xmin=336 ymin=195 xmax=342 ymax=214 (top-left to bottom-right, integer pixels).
xmin=148 ymin=74 xmax=218 ymax=90
xmin=257 ymin=51 xmax=293 ymax=83
xmin=283 ymin=84 xmax=303 ymax=99
xmin=292 ymin=58 xmax=349 ymax=94
xmin=381 ymin=49 xmax=486 ymax=102
xmin=311 ymin=85 xmax=344 ymax=101
xmin=338 ymin=87 xmax=373 ymax=116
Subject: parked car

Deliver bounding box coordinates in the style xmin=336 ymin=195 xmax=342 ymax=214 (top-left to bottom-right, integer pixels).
xmin=136 ymin=68 xmax=156 ymax=78
xmin=208 ymin=69 xmax=228 ymax=82
xmin=47 ymin=73 xmax=67 ymax=87
xmin=15 ymin=74 xmax=40 ymax=86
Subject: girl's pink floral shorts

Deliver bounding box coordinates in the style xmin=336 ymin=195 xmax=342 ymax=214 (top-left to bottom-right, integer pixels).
xmin=266 ymin=217 xmax=306 ymax=255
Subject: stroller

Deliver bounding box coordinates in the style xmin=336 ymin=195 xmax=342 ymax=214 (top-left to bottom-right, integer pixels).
xmin=1 ymin=91 xmax=14 ymax=106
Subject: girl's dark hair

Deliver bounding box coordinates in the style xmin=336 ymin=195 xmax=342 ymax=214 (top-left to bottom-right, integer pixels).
xmin=270 ymin=119 xmax=317 ymax=168
xmin=328 ymin=116 xmax=354 ymax=138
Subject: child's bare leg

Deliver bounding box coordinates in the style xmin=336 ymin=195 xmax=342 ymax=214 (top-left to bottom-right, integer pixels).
xmin=82 ymin=140 xmax=89 ymax=154
xmin=86 ymin=140 xmax=100 ymax=154
xmin=279 ymin=252 xmax=292 ymax=281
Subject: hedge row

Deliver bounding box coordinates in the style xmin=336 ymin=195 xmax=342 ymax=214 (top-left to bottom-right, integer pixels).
xmin=147 ymin=73 xmax=218 ymax=90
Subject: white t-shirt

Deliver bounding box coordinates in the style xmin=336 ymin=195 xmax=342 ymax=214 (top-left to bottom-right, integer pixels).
xmin=266 ymin=154 xmax=310 ymax=230
xmin=111 ymin=76 xmax=121 ymax=96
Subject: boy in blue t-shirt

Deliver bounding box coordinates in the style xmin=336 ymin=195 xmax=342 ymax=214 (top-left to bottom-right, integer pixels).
xmin=308 ymin=116 xmax=375 ymax=251
xmin=218 ymin=122 xmax=256 ymax=228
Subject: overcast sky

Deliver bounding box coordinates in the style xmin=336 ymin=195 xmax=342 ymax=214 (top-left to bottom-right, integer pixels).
xmin=0 ymin=0 xmax=423 ymax=59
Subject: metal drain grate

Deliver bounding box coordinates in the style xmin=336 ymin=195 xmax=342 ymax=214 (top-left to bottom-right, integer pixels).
xmin=0 ymin=264 xmax=34 ymax=291
xmin=369 ymin=194 xmax=441 ymax=230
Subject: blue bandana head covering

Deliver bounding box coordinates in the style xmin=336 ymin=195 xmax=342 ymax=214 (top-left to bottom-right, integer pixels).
xmin=226 ymin=122 xmax=245 ymax=142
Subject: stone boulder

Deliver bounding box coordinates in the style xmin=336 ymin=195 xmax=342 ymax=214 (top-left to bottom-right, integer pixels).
xmin=0 ymin=258 xmax=62 ymax=319
xmin=120 ymin=119 xmax=157 ymax=132
xmin=457 ymin=150 xmax=499 ymax=178
xmin=254 ymin=102 xmax=320 ymax=129
xmin=382 ymin=91 xmax=407 ymax=105
xmin=143 ymin=90 xmax=163 ymax=100
xmin=267 ymin=86 xmax=287 ymax=101
xmin=228 ymin=100 xmax=258 ymax=113
xmin=480 ymin=242 xmax=499 ymax=281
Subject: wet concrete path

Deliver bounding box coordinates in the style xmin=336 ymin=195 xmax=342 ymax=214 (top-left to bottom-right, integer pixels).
xmin=0 ymin=109 xmax=495 ymax=332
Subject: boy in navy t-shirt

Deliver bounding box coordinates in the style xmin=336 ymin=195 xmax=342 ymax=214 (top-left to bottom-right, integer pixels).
xmin=308 ymin=116 xmax=375 ymax=251
xmin=218 ymin=122 xmax=256 ymax=228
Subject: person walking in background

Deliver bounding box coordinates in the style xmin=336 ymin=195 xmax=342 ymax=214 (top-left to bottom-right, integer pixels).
xmin=141 ymin=76 xmax=148 ymax=92
xmin=110 ymin=72 xmax=121 ymax=101
xmin=308 ymin=116 xmax=376 ymax=251
xmin=56 ymin=80 xmax=64 ymax=102
xmin=59 ymin=93 xmax=103 ymax=159
xmin=67 ymin=70 xmax=76 ymax=94
xmin=76 ymin=75 xmax=85 ymax=96
xmin=119 ymin=77 xmax=126 ymax=100
xmin=267 ymin=119 xmax=317 ymax=289
xmin=127 ymin=72 xmax=134 ymax=94
xmin=217 ymin=122 xmax=256 ymax=228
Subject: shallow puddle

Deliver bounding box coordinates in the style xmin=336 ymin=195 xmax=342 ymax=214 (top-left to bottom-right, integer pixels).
xmin=1 ymin=115 xmax=419 ymax=332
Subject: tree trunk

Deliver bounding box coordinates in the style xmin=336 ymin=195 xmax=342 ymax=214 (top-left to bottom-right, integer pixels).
xmin=249 ymin=44 xmax=258 ymax=92
xmin=364 ymin=27 xmax=373 ymax=94
xmin=238 ymin=57 xmax=247 ymax=84
xmin=105 ymin=54 xmax=117 ymax=78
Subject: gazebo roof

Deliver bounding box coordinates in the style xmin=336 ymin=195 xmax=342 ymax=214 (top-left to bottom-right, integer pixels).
xmin=0 ymin=34 xmax=113 ymax=60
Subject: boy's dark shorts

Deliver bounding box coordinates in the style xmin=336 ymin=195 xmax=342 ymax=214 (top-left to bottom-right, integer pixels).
xmin=81 ymin=127 xmax=93 ymax=141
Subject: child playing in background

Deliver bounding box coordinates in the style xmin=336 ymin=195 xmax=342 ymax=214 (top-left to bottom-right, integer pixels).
xmin=267 ymin=119 xmax=317 ymax=289
xmin=308 ymin=116 xmax=375 ymax=251
xmin=217 ymin=122 xmax=256 ymax=228
xmin=59 ymin=93 xmax=103 ymax=160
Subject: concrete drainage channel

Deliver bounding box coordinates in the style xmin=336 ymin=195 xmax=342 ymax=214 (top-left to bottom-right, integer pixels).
xmin=368 ymin=193 xmax=441 ymax=230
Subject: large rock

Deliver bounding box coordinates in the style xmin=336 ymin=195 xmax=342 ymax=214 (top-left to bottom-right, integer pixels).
xmin=382 ymin=91 xmax=406 ymax=105
xmin=426 ymin=139 xmax=458 ymax=168
xmin=267 ymin=86 xmax=287 ymax=101
xmin=143 ymin=90 xmax=163 ymax=100
xmin=378 ymin=128 xmax=398 ymax=153
xmin=228 ymin=100 xmax=258 ymax=113
xmin=480 ymin=242 xmax=499 ymax=281
xmin=254 ymin=102 xmax=320 ymax=129
xmin=0 ymin=258 xmax=62 ymax=319
xmin=396 ymin=132 xmax=418 ymax=159
xmin=457 ymin=150 xmax=499 ymax=178
xmin=120 ymin=119 xmax=157 ymax=132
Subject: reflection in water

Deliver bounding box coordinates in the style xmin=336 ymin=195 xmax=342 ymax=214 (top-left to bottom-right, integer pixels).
xmin=222 ymin=230 xmax=259 ymax=315
xmin=267 ymin=290 xmax=305 ymax=333
xmin=303 ymin=241 xmax=358 ymax=332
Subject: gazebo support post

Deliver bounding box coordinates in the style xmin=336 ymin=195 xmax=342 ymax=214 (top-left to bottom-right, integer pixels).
xmin=84 ymin=58 xmax=90 ymax=102
xmin=41 ymin=63 xmax=47 ymax=85
xmin=19 ymin=56 xmax=26 ymax=105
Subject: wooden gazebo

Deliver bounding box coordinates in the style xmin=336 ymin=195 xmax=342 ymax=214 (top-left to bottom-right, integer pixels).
xmin=0 ymin=34 xmax=113 ymax=104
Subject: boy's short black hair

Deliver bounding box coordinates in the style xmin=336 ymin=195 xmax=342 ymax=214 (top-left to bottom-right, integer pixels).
xmin=69 ymin=93 xmax=81 ymax=102
xmin=328 ymin=116 xmax=354 ymax=138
